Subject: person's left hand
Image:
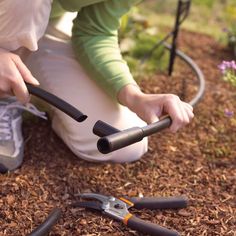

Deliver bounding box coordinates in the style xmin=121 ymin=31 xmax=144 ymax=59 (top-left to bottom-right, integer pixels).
xmin=117 ymin=84 xmax=194 ymax=133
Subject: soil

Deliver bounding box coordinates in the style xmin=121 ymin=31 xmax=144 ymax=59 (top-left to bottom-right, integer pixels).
xmin=0 ymin=31 xmax=235 ymax=236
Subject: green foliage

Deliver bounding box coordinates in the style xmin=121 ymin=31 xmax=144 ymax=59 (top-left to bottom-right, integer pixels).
xmin=225 ymin=4 xmax=236 ymax=55
xmin=131 ymin=34 xmax=158 ymax=58
xmin=130 ymin=33 xmax=168 ymax=74
xmin=119 ymin=14 xmax=129 ymax=38
xmin=120 ymin=9 xmax=169 ymax=80
xmin=123 ymin=34 xmax=169 ymax=80
xmin=192 ymin=0 xmax=214 ymax=8
xmin=223 ymin=71 xmax=236 ymax=87
xmin=138 ymin=0 xmax=234 ymax=41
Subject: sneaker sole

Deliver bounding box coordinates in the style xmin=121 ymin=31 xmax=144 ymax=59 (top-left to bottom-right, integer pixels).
xmin=0 ymin=145 xmax=24 ymax=173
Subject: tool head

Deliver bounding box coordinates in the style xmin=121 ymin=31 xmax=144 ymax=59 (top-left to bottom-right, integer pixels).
xmin=75 ymin=193 xmax=133 ymax=221
xmin=79 ymin=193 xmax=113 ymax=204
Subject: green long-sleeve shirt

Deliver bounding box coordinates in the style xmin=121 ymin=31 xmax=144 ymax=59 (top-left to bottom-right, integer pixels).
xmin=51 ymin=0 xmax=141 ymax=100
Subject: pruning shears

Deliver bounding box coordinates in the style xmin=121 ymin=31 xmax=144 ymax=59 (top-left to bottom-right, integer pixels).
xmin=72 ymin=193 xmax=188 ymax=236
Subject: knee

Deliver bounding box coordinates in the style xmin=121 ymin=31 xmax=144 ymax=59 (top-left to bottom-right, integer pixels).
xmin=71 ymin=138 xmax=148 ymax=163
xmin=63 ymin=134 xmax=148 ymax=163
xmin=52 ymin=108 xmax=148 ymax=163
xmin=109 ymin=137 xmax=148 ymax=163
xmin=53 ymin=116 xmax=148 ymax=163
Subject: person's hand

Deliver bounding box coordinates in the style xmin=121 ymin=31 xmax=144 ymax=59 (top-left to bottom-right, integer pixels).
xmin=0 ymin=48 xmax=39 ymax=103
xmin=118 ymin=84 xmax=194 ymax=133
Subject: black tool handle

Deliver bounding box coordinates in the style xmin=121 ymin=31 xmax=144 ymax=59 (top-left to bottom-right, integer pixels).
xmin=96 ymin=117 xmax=172 ymax=154
xmin=127 ymin=216 xmax=179 ymax=236
xmin=26 ymin=83 xmax=87 ymax=122
xmin=97 ymin=127 xmax=144 ymax=154
xmin=129 ymin=196 xmax=188 ymax=210
xmin=93 ymin=120 xmax=120 ymax=137
xmin=28 ymin=208 xmax=62 ymax=236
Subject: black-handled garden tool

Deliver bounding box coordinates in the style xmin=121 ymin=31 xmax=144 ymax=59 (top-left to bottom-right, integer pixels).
xmin=23 ymin=84 xmax=87 ymax=235
xmin=93 ymin=118 xmax=172 ymax=154
xmin=72 ymin=193 xmax=188 ymax=236
xmin=28 ymin=208 xmax=62 ymax=236
xmin=93 ymin=41 xmax=205 ymax=154
xmin=26 ymin=83 xmax=87 ymax=122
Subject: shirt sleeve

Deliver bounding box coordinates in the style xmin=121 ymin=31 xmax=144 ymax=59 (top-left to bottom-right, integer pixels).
xmin=70 ymin=0 xmax=142 ymax=100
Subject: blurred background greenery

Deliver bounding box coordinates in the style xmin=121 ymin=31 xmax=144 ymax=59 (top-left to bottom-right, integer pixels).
xmin=119 ymin=0 xmax=236 ymax=78
xmin=139 ymin=0 xmax=235 ymax=38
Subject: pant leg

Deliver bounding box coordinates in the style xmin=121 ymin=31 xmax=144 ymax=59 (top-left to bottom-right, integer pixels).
xmin=26 ymin=35 xmax=148 ymax=163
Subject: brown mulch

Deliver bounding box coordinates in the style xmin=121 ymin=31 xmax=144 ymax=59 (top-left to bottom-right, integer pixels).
xmin=0 ymin=31 xmax=235 ymax=236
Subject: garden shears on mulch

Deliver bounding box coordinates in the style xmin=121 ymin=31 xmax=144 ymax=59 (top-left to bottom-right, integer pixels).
xmin=72 ymin=193 xmax=188 ymax=236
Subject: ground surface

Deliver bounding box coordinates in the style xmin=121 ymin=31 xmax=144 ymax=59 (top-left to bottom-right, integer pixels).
xmin=0 ymin=31 xmax=235 ymax=236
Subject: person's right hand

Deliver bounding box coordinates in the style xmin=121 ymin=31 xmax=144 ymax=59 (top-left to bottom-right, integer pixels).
xmin=0 ymin=48 xmax=39 ymax=103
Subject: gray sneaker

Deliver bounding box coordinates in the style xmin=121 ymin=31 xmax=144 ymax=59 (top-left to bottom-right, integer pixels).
xmin=0 ymin=97 xmax=47 ymax=173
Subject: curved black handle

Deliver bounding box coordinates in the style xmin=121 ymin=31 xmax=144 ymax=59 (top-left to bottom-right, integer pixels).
xmin=93 ymin=120 xmax=120 ymax=137
xmin=129 ymin=196 xmax=188 ymax=210
xmin=26 ymin=83 xmax=87 ymax=122
xmin=28 ymin=208 xmax=62 ymax=236
xmin=127 ymin=215 xmax=179 ymax=236
xmin=95 ymin=117 xmax=171 ymax=154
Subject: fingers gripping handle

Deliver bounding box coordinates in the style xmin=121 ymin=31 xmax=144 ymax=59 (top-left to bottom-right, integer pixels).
xmin=26 ymin=83 xmax=87 ymax=122
xmin=126 ymin=216 xmax=179 ymax=236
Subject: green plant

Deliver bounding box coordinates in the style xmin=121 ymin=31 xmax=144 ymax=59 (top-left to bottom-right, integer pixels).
xmin=228 ymin=27 xmax=236 ymax=56
xmin=119 ymin=9 xmax=169 ymax=80
xmin=224 ymin=4 xmax=236 ymax=55
xmin=192 ymin=0 xmax=215 ymax=8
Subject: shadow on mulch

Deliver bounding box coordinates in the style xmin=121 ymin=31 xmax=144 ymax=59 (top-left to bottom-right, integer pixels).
xmin=0 ymin=31 xmax=235 ymax=236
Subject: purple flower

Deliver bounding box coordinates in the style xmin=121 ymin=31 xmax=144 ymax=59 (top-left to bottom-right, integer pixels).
xmin=218 ymin=60 xmax=236 ymax=87
xmin=218 ymin=60 xmax=236 ymax=74
xmin=230 ymin=60 xmax=236 ymax=70
xmin=223 ymin=61 xmax=231 ymax=67
xmin=224 ymin=109 xmax=234 ymax=118
xmin=218 ymin=63 xmax=226 ymax=73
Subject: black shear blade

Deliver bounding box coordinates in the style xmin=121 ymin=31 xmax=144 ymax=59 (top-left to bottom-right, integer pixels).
xmin=72 ymin=201 xmax=103 ymax=211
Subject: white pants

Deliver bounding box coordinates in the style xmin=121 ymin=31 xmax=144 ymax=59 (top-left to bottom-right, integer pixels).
xmin=26 ymin=19 xmax=148 ymax=163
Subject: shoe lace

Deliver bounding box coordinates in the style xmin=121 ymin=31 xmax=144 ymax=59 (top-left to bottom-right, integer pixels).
xmin=0 ymin=102 xmax=47 ymax=140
